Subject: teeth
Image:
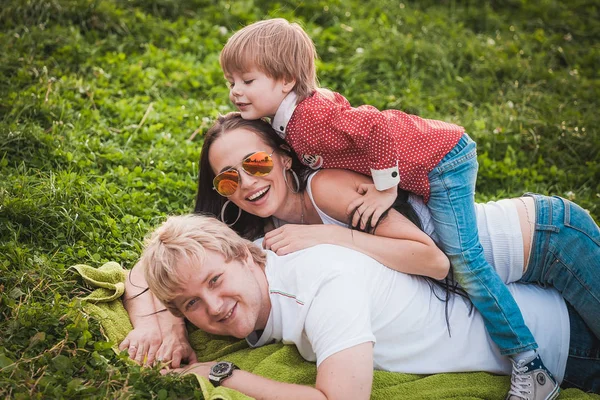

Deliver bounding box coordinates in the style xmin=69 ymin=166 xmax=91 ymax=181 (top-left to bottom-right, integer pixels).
xmin=223 ymin=307 xmax=234 ymax=321
xmin=248 ymin=187 xmax=269 ymax=200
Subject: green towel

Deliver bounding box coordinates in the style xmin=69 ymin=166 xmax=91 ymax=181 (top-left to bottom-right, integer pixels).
xmin=73 ymin=262 xmax=599 ymax=400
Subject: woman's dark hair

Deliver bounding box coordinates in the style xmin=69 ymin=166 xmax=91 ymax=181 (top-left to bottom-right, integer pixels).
xmin=194 ymin=112 xmax=309 ymax=240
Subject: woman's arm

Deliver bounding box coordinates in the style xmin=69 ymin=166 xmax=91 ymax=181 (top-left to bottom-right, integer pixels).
xmin=121 ymin=261 xmax=196 ymax=367
xmin=172 ymin=342 xmax=373 ymax=400
xmin=264 ymin=169 xmax=449 ymax=279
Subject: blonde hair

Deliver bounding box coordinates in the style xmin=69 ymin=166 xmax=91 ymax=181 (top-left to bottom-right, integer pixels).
xmin=141 ymin=214 xmax=267 ymax=317
xmin=220 ymin=18 xmax=319 ymax=102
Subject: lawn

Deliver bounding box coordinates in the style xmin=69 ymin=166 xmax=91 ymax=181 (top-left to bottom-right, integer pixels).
xmin=1 ymin=0 xmax=599 ymax=398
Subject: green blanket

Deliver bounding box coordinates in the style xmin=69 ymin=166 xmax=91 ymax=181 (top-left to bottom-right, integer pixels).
xmin=72 ymin=262 xmax=599 ymax=400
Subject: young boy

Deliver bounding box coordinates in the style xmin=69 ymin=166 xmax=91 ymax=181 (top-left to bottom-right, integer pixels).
xmin=218 ymin=18 xmax=559 ymax=399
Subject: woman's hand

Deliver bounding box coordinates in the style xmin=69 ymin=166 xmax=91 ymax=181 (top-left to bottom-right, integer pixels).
xmin=263 ymin=224 xmax=342 ymax=255
xmin=119 ymin=323 xmax=162 ymax=366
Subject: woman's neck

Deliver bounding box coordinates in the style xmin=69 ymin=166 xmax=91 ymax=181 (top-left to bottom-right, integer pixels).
xmin=274 ymin=191 xmax=310 ymax=224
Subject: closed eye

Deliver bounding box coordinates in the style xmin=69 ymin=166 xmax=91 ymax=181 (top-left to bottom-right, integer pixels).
xmin=243 ymin=79 xmax=254 ymax=85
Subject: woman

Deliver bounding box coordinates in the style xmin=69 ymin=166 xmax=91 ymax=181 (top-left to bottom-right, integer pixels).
xmin=122 ymin=113 xmax=600 ymax=390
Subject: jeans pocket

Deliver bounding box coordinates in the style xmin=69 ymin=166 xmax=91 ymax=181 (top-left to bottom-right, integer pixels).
xmin=561 ymin=197 xmax=600 ymax=247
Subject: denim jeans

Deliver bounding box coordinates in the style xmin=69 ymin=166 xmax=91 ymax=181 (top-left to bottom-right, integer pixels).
xmin=427 ymin=133 xmax=537 ymax=355
xmin=563 ymin=303 xmax=600 ymax=392
xmin=521 ymin=194 xmax=600 ymax=339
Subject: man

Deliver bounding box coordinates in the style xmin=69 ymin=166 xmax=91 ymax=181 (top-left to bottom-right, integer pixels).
xmin=127 ymin=214 xmax=598 ymax=399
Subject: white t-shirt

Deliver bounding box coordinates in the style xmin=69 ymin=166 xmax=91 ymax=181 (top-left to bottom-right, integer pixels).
xmin=247 ymin=245 xmax=570 ymax=382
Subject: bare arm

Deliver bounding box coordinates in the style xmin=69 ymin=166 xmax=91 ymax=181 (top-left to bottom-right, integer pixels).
xmin=121 ymin=261 xmax=196 ymax=367
xmin=264 ymin=169 xmax=449 ymax=279
xmin=172 ymin=342 xmax=373 ymax=400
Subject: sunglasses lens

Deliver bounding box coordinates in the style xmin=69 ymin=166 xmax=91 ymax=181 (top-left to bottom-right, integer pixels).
xmin=243 ymin=152 xmax=273 ymax=176
xmin=213 ymin=170 xmax=239 ymax=196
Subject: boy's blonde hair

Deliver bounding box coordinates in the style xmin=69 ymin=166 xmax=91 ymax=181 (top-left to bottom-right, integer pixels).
xmin=141 ymin=214 xmax=266 ymax=317
xmin=220 ymin=18 xmax=319 ymax=102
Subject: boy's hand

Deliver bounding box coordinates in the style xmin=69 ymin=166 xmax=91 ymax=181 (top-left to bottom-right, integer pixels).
xmin=347 ymin=184 xmax=398 ymax=231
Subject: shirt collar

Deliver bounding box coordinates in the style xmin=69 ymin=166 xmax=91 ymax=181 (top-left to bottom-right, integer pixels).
xmin=271 ymin=91 xmax=298 ymax=139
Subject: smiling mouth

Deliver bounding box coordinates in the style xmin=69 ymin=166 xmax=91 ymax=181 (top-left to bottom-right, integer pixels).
xmin=220 ymin=303 xmax=236 ymax=322
xmin=237 ymin=102 xmax=251 ymax=108
xmin=246 ymin=186 xmax=270 ymax=202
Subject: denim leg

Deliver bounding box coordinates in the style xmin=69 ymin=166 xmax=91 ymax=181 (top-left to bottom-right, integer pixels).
xmin=427 ymin=134 xmax=537 ymax=355
xmin=562 ymin=303 xmax=600 ymax=392
xmin=522 ymin=194 xmax=600 ymax=339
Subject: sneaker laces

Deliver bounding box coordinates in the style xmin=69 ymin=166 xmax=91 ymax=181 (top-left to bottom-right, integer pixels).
xmin=508 ymin=362 xmax=532 ymax=399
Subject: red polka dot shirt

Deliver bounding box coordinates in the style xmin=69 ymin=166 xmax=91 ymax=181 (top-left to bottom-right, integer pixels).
xmin=272 ymin=91 xmax=464 ymax=202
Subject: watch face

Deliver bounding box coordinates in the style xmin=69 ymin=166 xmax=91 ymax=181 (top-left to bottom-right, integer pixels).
xmin=212 ymin=362 xmax=233 ymax=377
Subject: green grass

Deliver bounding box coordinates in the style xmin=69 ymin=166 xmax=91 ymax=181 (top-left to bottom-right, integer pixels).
xmin=1 ymin=0 xmax=599 ymax=398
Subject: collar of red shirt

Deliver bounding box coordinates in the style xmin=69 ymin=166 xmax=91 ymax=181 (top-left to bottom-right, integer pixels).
xmin=271 ymin=91 xmax=298 ymax=139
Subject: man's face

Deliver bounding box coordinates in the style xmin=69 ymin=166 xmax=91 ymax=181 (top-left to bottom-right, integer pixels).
xmin=172 ymin=249 xmax=270 ymax=339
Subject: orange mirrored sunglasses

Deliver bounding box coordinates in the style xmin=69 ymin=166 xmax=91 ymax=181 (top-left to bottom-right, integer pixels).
xmin=213 ymin=151 xmax=274 ymax=197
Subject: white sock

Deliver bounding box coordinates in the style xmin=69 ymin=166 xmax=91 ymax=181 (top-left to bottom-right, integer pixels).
xmin=512 ymin=349 xmax=537 ymax=365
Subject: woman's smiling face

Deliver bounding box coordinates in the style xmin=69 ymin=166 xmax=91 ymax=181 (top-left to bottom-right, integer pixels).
xmin=208 ymin=127 xmax=292 ymax=219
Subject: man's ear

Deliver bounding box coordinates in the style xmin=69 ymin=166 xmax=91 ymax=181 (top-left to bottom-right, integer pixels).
xmin=282 ymin=78 xmax=296 ymax=93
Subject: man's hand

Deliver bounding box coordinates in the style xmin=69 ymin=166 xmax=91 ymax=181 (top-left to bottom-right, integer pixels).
xmin=119 ymin=323 xmax=162 ymax=366
xmin=161 ymin=361 xmax=213 ymax=377
xmin=156 ymin=330 xmax=198 ymax=368
xmin=347 ymin=184 xmax=398 ymax=230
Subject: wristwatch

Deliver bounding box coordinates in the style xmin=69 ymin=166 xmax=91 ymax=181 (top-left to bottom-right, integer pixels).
xmin=208 ymin=361 xmax=239 ymax=387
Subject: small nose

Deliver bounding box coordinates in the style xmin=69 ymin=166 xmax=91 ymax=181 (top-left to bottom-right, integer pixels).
xmin=230 ymin=84 xmax=242 ymax=97
xmin=205 ymin=293 xmax=223 ymax=317
xmin=238 ymin=169 xmax=259 ymax=188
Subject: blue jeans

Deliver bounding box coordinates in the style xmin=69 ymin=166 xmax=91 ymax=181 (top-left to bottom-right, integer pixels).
xmin=521 ymin=194 xmax=600 ymax=339
xmin=427 ymin=133 xmax=537 ymax=355
xmin=563 ymin=303 xmax=600 ymax=392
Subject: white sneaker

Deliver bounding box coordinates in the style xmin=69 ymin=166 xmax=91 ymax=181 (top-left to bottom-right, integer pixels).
xmin=506 ymin=355 xmax=560 ymax=400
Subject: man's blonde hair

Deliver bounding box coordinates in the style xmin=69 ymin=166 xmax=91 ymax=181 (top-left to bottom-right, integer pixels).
xmin=140 ymin=214 xmax=266 ymax=317
xmin=220 ymin=18 xmax=319 ymax=102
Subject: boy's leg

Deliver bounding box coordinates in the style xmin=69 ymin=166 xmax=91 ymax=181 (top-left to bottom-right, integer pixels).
xmin=522 ymin=194 xmax=600 ymax=339
xmin=427 ymin=134 xmax=537 ymax=355
xmin=562 ymin=302 xmax=600 ymax=392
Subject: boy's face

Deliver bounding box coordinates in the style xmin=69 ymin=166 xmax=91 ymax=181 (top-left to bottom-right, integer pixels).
xmin=226 ymin=68 xmax=294 ymax=119
xmin=171 ymin=249 xmax=271 ymax=339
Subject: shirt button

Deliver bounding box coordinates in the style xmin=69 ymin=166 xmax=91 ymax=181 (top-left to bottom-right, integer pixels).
xmin=280 ymin=126 xmax=285 ymax=131
xmin=392 ymin=171 xmax=398 ymax=178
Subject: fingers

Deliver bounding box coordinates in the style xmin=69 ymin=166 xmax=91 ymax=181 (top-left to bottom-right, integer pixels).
xmin=359 ymin=206 xmax=375 ymax=231
xmin=187 ymin=350 xmax=198 ymax=364
xmin=357 ymin=183 xmax=372 ymax=195
xmin=134 ymin=343 xmax=146 ymax=364
xmin=370 ymin=206 xmax=385 ymax=230
xmin=145 ymin=342 xmax=159 ymax=366
xmin=171 ymin=349 xmax=183 ymax=369
xmin=119 ymin=337 xmax=129 ymax=352
xmin=351 ymin=204 xmax=362 ymax=228
xmin=347 ymin=197 xmax=364 ymax=218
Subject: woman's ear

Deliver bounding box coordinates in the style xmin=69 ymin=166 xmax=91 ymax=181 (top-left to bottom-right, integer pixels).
xmin=281 ymin=154 xmax=293 ymax=169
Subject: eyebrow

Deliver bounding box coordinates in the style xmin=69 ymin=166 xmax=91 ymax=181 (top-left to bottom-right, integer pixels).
xmin=218 ymin=152 xmax=259 ymax=173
